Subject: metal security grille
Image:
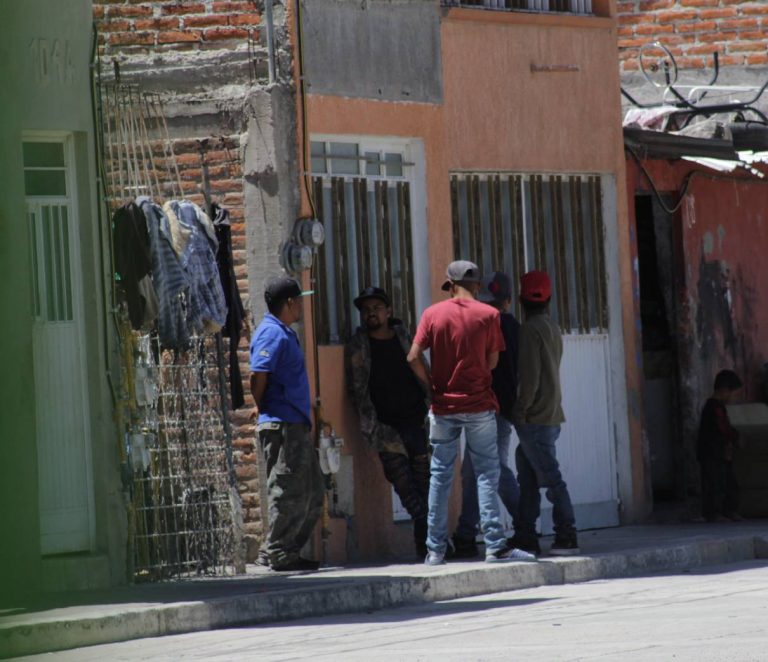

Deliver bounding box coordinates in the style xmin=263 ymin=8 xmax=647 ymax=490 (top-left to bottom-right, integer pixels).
xmin=128 ymin=333 xmax=244 ymax=581
xmin=312 ymin=176 xmax=416 ymax=345
xmin=27 ymin=203 xmax=73 ymax=323
xmin=442 ymin=0 xmax=593 ymax=15
xmin=450 ymin=172 xmax=607 ymax=334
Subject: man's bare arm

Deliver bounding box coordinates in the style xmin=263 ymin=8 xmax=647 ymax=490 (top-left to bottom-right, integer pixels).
xmin=250 ymin=372 xmax=269 ymax=419
xmin=407 ymin=342 xmax=431 ymax=390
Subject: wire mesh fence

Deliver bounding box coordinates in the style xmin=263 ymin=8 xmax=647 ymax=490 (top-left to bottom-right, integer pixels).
xmin=128 ymin=333 xmax=244 ymax=581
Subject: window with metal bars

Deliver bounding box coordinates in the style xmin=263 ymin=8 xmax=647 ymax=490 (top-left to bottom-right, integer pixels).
xmin=442 ymin=0 xmax=593 ymax=15
xmin=450 ymin=172 xmax=607 ymax=334
xmin=310 ymin=142 xmax=416 ymax=344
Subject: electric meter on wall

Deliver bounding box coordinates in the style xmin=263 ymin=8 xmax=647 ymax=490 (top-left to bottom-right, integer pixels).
xmin=296 ymin=218 xmax=325 ymax=247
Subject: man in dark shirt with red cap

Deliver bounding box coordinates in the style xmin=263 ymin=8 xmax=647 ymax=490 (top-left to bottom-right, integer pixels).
xmin=511 ymin=270 xmax=579 ymax=556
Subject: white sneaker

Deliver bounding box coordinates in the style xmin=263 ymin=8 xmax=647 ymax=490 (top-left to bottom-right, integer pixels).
xmin=424 ymin=551 xmax=446 ymax=566
xmin=486 ymin=546 xmax=537 ymax=563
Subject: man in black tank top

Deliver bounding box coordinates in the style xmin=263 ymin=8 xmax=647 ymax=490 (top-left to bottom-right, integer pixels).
xmin=345 ymin=287 xmax=431 ymax=559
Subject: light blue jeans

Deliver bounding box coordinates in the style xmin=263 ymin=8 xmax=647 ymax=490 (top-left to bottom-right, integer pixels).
xmin=456 ymin=414 xmax=520 ymax=540
xmin=427 ymin=410 xmax=507 ymax=555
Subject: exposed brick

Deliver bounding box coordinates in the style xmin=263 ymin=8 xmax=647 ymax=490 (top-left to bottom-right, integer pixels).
xmin=230 ymin=13 xmax=262 ymax=26
xmin=741 ymin=5 xmax=768 ymax=16
xmin=656 ymin=10 xmax=698 ymax=23
xmin=161 ymin=3 xmax=206 ymax=15
xmin=93 ymin=5 xmax=105 ymax=19
xmin=99 ymin=19 xmax=132 ymax=33
xmin=107 ymin=4 xmax=153 ymax=18
xmin=718 ymin=54 xmax=744 ymax=66
xmin=134 ymin=17 xmax=181 ymax=31
xmin=202 ymin=27 xmax=249 ymax=41
xmin=108 ymin=31 xmax=155 ymax=46
xmin=679 ymin=0 xmax=719 ymax=7
xmin=727 ymin=41 xmax=764 ymax=53
xmin=619 ymin=14 xmax=650 ymax=25
xmin=740 ymin=30 xmax=768 ymax=42
xmin=157 ymin=30 xmax=203 ymax=44
xmin=746 ymin=53 xmax=768 ymax=66
xmin=638 ymin=0 xmax=673 ymax=10
xmin=674 ymin=56 xmax=706 ymax=68
xmin=676 ymin=21 xmax=716 ymax=33
xmin=212 ymin=1 xmax=257 ymax=12
xmin=718 ymin=18 xmax=759 ymax=31
xmin=619 ymin=37 xmax=654 ymax=49
xmin=698 ymin=8 xmax=738 ymax=19
xmin=684 ymin=43 xmax=721 ymax=56
xmin=636 ymin=23 xmax=674 ymax=35
xmin=184 ymin=14 xmax=230 ymax=28
xmin=235 ymin=464 xmax=257 ymax=480
xmin=698 ymin=31 xmax=737 ymax=43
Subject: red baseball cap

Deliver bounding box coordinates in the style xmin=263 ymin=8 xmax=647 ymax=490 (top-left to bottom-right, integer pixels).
xmin=520 ymin=270 xmax=552 ymax=302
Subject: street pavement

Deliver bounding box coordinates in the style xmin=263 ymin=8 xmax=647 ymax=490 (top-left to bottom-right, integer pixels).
xmin=13 ymin=559 xmax=768 ymax=661
xmin=2 ymin=522 xmax=767 ymax=659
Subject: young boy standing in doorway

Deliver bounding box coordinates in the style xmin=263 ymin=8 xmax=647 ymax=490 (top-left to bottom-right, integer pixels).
xmin=697 ymin=369 xmax=743 ymax=522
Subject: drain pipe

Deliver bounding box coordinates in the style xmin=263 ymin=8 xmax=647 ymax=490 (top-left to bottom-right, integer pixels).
xmin=265 ymin=0 xmax=276 ymax=84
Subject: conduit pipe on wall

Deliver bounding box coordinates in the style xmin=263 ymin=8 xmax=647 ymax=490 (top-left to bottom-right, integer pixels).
xmin=265 ymin=0 xmax=276 ymax=85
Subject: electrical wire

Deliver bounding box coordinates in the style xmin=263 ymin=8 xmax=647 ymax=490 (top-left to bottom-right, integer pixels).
xmin=626 ymin=146 xmax=768 ymax=216
xmin=295 ymin=0 xmax=318 ymax=221
xmin=294 ymin=0 xmax=324 ymax=433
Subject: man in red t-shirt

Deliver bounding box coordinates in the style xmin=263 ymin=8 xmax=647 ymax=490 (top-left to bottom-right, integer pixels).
xmin=407 ymin=261 xmax=537 ymax=566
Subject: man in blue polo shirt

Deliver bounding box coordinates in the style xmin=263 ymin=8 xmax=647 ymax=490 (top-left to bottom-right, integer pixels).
xmin=250 ymin=275 xmax=324 ymax=571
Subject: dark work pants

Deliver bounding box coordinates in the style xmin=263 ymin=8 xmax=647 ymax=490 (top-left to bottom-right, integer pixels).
xmin=378 ymin=424 xmax=430 ymax=550
xmin=700 ymin=458 xmax=739 ymax=520
xmin=259 ymin=422 xmax=325 ymax=565
xmin=514 ymin=423 xmax=576 ymax=539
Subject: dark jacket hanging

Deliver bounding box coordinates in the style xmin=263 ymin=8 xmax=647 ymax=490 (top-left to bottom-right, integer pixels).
xmin=113 ymin=201 xmax=156 ymax=330
xmin=213 ymin=204 xmax=246 ymax=409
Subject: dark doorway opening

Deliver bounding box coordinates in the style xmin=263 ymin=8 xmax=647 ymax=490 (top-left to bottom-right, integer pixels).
xmin=635 ymin=194 xmax=684 ymax=505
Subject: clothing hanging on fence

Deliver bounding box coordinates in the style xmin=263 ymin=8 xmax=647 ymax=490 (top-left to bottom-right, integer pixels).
xmin=138 ymin=196 xmax=190 ymax=350
xmin=213 ymin=203 xmax=246 ymax=410
xmin=112 ymin=201 xmax=159 ymax=330
xmin=165 ymin=200 xmax=228 ymax=335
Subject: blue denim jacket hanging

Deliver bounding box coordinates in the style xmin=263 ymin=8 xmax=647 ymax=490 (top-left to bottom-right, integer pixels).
xmin=138 ymin=196 xmax=190 ymax=349
xmin=165 ymin=200 xmax=228 ymax=334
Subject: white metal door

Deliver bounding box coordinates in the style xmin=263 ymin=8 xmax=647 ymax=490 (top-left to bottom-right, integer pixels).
xmin=24 ymin=136 xmax=94 ymax=554
xmin=540 ymin=335 xmax=618 ymax=531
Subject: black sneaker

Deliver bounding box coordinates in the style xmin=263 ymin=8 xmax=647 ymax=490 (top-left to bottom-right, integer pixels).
xmin=508 ymin=534 xmax=541 ymax=557
xmin=270 ymin=557 xmax=320 ymax=572
xmin=256 ymin=550 xmax=270 ymax=567
xmin=549 ymin=534 xmax=580 ymax=556
xmin=447 ymin=534 xmax=479 ymax=559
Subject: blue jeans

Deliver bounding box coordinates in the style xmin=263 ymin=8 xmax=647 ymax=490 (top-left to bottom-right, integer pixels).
xmin=514 ymin=423 xmax=576 ymax=537
xmin=456 ymin=415 xmax=520 ymax=540
xmin=427 ymin=410 xmax=507 ymax=555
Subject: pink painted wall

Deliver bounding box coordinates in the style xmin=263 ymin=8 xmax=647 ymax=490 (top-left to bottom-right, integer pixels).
xmin=304 ymin=5 xmax=642 ymax=563
xmin=627 ymin=157 xmax=768 ymax=507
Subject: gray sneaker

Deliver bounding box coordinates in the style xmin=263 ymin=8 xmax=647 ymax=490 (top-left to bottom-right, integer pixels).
xmin=424 ymin=550 xmax=446 ymax=566
xmin=486 ymin=545 xmax=538 ymax=563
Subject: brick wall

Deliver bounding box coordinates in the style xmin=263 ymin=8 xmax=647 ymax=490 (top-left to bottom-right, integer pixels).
xmin=618 ymin=1 xmax=768 ymax=72
xmin=94 ymin=0 xmax=261 ymax=54
xmin=94 ymin=1 xmax=268 ymax=560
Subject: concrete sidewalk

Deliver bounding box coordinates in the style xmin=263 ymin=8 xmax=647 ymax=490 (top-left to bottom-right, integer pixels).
xmin=2 ymin=522 xmax=767 ymax=659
